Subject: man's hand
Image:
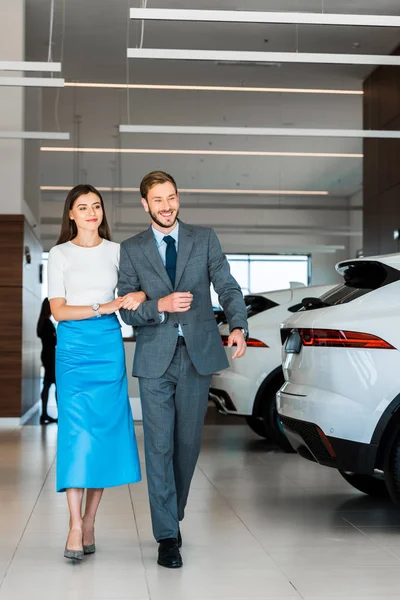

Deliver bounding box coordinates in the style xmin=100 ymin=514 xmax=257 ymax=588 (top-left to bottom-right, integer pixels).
xmin=158 ymin=292 xmax=193 ymax=313
xmin=227 ymin=329 xmax=247 ymax=359
xmin=120 ymin=291 xmax=147 ymax=310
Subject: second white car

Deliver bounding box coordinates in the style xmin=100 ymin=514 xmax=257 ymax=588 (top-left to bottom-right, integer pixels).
xmin=210 ymin=283 xmax=334 ymax=450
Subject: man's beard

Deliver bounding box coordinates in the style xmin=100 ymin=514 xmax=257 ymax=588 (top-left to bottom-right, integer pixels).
xmin=148 ymin=207 xmax=179 ymax=229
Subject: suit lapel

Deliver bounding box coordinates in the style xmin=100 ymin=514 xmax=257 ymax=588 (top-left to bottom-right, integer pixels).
xmin=175 ymin=221 xmax=195 ymax=289
xmin=139 ymin=227 xmax=174 ymax=292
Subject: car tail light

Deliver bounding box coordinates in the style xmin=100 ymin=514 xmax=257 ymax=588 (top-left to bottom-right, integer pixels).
xmin=220 ymin=335 xmax=268 ymax=348
xmin=298 ymin=328 xmax=395 ymax=349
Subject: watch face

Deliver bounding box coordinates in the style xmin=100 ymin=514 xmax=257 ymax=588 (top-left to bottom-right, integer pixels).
xmin=93 ymin=303 xmax=100 ymax=311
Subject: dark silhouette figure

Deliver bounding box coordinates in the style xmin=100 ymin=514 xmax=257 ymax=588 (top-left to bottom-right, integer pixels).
xmin=37 ymin=298 xmax=57 ymax=424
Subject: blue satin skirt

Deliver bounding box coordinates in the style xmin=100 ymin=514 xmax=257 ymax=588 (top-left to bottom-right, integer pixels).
xmin=56 ymin=314 xmax=141 ymax=492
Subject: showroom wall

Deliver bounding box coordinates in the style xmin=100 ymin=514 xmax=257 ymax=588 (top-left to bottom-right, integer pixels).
xmin=363 ymin=48 xmax=400 ymax=256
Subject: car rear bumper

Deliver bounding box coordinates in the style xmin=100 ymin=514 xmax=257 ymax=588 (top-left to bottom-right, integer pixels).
xmin=279 ymin=414 xmax=377 ymax=474
xmin=210 ymin=370 xmax=258 ymax=416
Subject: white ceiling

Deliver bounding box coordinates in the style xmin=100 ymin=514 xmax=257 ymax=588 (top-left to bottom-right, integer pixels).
xmin=23 ymin=0 xmax=400 ymax=250
xmin=26 ymin=0 xmax=400 ymax=84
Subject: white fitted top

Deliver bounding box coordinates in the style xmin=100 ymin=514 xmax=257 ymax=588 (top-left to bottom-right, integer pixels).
xmin=47 ymin=239 xmax=120 ymax=305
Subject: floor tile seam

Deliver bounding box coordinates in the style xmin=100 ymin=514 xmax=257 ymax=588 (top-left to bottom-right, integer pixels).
xmin=254 ymin=539 xmax=307 ymax=599
xmin=196 ymin=462 xmax=305 ymax=598
xmin=340 ymin=516 xmax=400 ymax=560
xmin=0 ymin=449 xmax=57 ymax=591
xmin=127 ymin=483 xmax=152 ymax=599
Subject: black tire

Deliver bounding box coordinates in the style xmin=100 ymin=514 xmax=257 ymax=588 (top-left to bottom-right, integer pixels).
xmin=245 ymin=416 xmax=269 ymax=439
xmin=339 ymin=470 xmax=389 ymax=498
xmin=261 ymin=375 xmax=295 ymax=453
xmin=384 ymin=428 xmax=400 ymax=504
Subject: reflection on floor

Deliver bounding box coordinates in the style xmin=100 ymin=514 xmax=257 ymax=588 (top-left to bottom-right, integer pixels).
xmin=0 ymin=423 xmax=399 ymax=600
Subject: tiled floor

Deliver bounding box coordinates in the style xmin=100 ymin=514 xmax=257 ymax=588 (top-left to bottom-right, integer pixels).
xmin=0 ymin=422 xmax=399 ymax=600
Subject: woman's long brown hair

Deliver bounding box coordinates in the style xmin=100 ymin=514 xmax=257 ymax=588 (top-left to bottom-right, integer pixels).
xmin=55 ymin=184 xmax=112 ymax=245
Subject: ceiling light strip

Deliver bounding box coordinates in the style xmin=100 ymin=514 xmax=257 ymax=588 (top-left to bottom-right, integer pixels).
xmin=119 ymin=124 xmax=400 ymax=139
xmin=130 ymin=8 xmax=400 ymax=28
xmin=64 ymin=82 xmax=362 ymax=95
xmin=127 ymin=48 xmax=400 ymax=67
xmin=0 ymin=77 xmax=65 ymax=88
xmin=40 ymin=146 xmax=363 ymax=158
xmin=0 ymin=131 xmax=70 ymax=140
xmin=0 ymin=61 xmax=62 ymax=72
xmin=40 ymin=185 xmax=328 ymax=196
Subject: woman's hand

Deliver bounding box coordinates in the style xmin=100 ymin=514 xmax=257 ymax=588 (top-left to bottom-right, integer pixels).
xmin=120 ymin=291 xmax=147 ymax=311
xmin=99 ymin=297 xmax=125 ymax=315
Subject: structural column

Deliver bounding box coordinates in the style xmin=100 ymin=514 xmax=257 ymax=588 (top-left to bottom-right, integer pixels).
xmin=0 ymin=0 xmax=42 ymax=419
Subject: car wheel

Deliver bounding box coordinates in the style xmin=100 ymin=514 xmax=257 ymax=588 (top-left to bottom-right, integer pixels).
xmin=384 ymin=428 xmax=400 ymax=504
xmin=261 ymin=377 xmax=295 ymax=453
xmin=339 ymin=470 xmax=389 ymax=498
xmin=245 ymin=416 xmax=268 ymax=439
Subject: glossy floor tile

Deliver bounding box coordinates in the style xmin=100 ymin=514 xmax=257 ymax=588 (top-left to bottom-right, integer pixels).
xmin=0 ymin=422 xmax=398 ymax=600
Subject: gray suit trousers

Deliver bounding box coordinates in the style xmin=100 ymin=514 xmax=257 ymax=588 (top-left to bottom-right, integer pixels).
xmin=139 ymin=343 xmax=211 ymax=542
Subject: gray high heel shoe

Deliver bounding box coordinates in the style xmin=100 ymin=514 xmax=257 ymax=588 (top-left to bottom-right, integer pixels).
xmin=64 ymin=546 xmax=84 ymax=560
xmin=64 ymin=529 xmax=84 ymax=560
xmin=83 ymin=542 xmax=96 ymax=555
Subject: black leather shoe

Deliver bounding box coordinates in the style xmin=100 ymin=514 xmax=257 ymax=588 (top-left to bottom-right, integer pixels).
xmin=40 ymin=415 xmax=58 ymax=425
xmin=177 ymin=528 xmax=182 ymax=549
xmin=157 ymin=538 xmax=182 ymax=568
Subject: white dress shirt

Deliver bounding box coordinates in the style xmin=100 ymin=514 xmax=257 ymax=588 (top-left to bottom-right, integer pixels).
xmin=152 ymin=223 xmax=183 ymax=336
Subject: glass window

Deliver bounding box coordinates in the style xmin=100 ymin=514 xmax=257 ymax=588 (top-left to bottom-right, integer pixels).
xmin=229 ymin=254 xmax=309 ymax=295
xmin=212 ymin=254 xmax=309 ymax=308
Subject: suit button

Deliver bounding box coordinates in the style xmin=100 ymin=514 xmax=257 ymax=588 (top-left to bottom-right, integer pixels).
xmin=174 ymin=323 xmax=179 ymax=328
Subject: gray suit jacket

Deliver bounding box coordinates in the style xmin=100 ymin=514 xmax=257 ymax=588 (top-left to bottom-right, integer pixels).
xmin=118 ymin=221 xmax=248 ymax=378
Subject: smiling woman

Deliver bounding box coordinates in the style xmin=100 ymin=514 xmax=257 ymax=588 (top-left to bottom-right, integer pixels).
xmin=47 ymin=184 xmax=143 ymax=561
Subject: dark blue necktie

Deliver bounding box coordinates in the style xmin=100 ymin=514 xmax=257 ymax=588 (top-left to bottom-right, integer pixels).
xmin=163 ymin=235 xmax=177 ymax=285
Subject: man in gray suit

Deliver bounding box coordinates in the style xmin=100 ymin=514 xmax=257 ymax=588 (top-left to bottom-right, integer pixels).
xmin=118 ymin=171 xmax=248 ymax=568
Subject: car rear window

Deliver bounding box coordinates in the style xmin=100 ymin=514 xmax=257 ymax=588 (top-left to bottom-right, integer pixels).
xmin=214 ymin=294 xmax=278 ymax=324
xmin=319 ymin=260 xmax=400 ymax=306
xmin=245 ymin=295 xmax=279 ymax=318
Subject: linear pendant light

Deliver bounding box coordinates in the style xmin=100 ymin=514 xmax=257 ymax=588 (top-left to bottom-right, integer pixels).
xmin=0 ymin=61 xmax=62 ymax=72
xmin=64 ymin=82 xmax=363 ymax=95
xmin=119 ymin=125 xmax=400 ymax=139
xmin=127 ymin=48 xmax=400 ymax=67
xmin=130 ymin=8 xmax=400 ymax=28
xmin=39 ymin=147 xmax=363 ymax=158
xmin=0 ymin=131 xmax=70 ymax=140
xmin=0 ymin=77 xmax=64 ymax=88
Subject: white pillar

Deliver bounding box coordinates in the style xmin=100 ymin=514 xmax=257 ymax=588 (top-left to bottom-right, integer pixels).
xmin=0 ymin=0 xmax=25 ymax=213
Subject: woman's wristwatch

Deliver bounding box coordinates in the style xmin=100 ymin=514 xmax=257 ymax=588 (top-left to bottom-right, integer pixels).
xmin=92 ymin=303 xmax=101 ymax=317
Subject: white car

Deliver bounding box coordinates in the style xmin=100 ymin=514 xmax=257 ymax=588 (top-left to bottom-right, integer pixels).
xmin=210 ymin=283 xmax=334 ymax=451
xmin=277 ymin=253 xmax=400 ymax=503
